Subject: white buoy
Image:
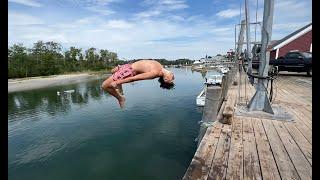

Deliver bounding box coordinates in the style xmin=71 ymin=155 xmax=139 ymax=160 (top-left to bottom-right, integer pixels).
xmin=64 ymin=90 xmax=75 ymax=93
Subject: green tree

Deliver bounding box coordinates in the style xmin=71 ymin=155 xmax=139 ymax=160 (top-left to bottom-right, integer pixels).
xmin=8 ymin=43 xmax=29 ymax=78
xmin=8 ymin=40 xmax=120 ymax=78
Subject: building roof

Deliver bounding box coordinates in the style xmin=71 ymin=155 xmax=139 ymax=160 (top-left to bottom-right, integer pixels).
xmin=267 ymin=40 xmax=279 ymax=49
xmin=269 ymin=40 xmax=279 ymax=46
xmin=270 ymin=23 xmax=312 ymax=50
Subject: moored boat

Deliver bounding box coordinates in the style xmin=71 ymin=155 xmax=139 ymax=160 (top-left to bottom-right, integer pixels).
xmin=196 ymin=88 xmax=206 ymax=106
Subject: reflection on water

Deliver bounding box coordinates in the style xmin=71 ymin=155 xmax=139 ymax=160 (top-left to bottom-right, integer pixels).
xmin=8 ymin=80 xmax=106 ymax=122
xmin=8 ymin=68 xmax=215 ymax=180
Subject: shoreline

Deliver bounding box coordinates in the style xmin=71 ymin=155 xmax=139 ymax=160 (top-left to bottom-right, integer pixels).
xmin=8 ymin=72 xmax=111 ymax=93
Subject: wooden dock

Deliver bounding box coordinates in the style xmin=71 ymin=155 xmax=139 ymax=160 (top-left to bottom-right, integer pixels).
xmin=183 ymin=72 xmax=312 ymax=180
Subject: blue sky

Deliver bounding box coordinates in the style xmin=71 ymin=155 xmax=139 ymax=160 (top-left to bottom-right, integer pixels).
xmin=8 ymin=0 xmax=312 ymax=59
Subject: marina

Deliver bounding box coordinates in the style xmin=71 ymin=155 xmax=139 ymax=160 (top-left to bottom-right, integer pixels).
xmin=183 ymin=71 xmax=312 ymax=180
xmin=8 ymin=68 xmax=205 ymax=180
xmin=8 ymin=0 xmax=312 ymax=179
xmin=184 ymin=0 xmax=312 ymax=178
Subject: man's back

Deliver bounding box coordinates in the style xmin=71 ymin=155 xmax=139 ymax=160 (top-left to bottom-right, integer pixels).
xmin=131 ymin=60 xmax=163 ymax=74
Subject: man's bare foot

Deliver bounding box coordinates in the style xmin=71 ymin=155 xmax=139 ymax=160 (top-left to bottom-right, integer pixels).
xmin=118 ymin=96 xmax=125 ymax=108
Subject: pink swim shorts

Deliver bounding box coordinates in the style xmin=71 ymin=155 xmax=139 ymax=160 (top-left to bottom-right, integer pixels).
xmin=112 ymin=64 xmax=137 ymax=81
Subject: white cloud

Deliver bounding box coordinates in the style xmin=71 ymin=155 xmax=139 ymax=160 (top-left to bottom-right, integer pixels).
xmin=85 ymin=6 xmax=115 ymax=16
xmin=9 ymin=13 xmax=234 ymax=59
xmin=135 ymin=10 xmax=162 ymax=18
xmin=168 ymin=15 xmax=185 ymax=21
xmin=161 ymin=0 xmax=188 ymax=10
xmin=272 ymin=0 xmax=311 ymax=39
xmin=236 ymin=0 xmax=311 ymax=42
xmin=136 ymin=0 xmax=188 ymax=19
xmin=61 ymin=0 xmax=120 ymax=16
xmin=8 ymin=12 xmax=44 ymax=26
xmin=104 ymin=20 xmax=134 ymax=29
xmin=210 ymin=27 xmax=231 ymax=32
xmin=8 ymin=0 xmax=312 ymax=59
xmin=9 ymin=0 xmax=42 ymax=7
xmin=68 ymin=0 xmax=119 ymax=6
xmin=216 ymin=9 xmax=240 ymax=18
xmin=274 ymin=0 xmax=311 ymax=23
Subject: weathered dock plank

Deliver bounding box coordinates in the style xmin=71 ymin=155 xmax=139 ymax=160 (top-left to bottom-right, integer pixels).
xmin=225 ymin=116 xmax=243 ymax=180
xmin=272 ymin=120 xmax=312 ymax=179
xmin=207 ymin=124 xmax=232 ymax=180
xmin=262 ymin=119 xmax=300 ymax=180
xmin=182 ymin=124 xmax=223 ymax=180
xmin=283 ymin=122 xmax=312 ymax=165
xmin=242 ymin=117 xmax=262 ymax=180
xmin=183 ymin=74 xmax=311 ymax=180
xmin=252 ymin=118 xmax=281 ymax=180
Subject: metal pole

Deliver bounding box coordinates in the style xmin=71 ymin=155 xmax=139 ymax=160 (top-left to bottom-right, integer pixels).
xmin=236 ymin=20 xmax=245 ymax=103
xmin=245 ymin=0 xmax=252 ymax=80
xmin=247 ymin=0 xmax=274 ymax=114
xmin=237 ymin=20 xmax=245 ymax=55
xmin=255 ymin=0 xmax=258 ymax=42
xmin=235 ymin=25 xmax=237 ymax=62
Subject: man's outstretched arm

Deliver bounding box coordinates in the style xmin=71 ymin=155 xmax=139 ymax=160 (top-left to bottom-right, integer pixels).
xmin=113 ymin=71 xmax=158 ymax=86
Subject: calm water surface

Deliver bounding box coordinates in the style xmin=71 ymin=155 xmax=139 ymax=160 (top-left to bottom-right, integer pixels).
xmin=8 ymin=68 xmax=215 ymax=180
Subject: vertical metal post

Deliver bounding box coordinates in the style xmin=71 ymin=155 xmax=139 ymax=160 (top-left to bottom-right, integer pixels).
xmin=255 ymin=0 xmax=258 ymax=42
xmin=237 ymin=20 xmax=246 ymax=55
xmin=245 ymin=0 xmax=252 ymax=81
xmin=234 ymin=25 xmax=237 ymax=62
xmin=247 ymin=0 xmax=274 ymax=114
xmin=236 ymin=20 xmax=245 ymax=103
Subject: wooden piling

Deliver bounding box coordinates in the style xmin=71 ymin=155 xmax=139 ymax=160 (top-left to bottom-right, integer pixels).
xmin=202 ymin=86 xmax=222 ymax=123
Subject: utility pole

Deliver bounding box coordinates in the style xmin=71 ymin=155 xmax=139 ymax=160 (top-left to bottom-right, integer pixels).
xmin=247 ymin=0 xmax=274 ymax=114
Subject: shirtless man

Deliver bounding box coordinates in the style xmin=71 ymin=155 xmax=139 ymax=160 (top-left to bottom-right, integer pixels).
xmin=101 ymin=60 xmax=175 ymax=108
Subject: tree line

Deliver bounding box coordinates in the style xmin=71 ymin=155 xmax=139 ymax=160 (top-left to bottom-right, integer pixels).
xmin=8 ymin=41 xmax=123 ymax=79
xmin=8 ymin=41 xmax=194 ymax=79
xmin=128 ymin=58 xmax=193 ymax=65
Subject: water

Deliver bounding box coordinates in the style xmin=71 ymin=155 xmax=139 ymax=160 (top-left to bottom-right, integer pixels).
xmin=8 ymin=68 xmax=215 ymax=180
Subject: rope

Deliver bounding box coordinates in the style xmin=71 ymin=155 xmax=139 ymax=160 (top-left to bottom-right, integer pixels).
xmin=272 ymin=79 xmax=278 ymax=104
xmin=269 ymin=78 xmax=273 ymax=102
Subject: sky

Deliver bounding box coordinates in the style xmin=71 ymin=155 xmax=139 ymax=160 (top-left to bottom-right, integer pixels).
xmin=8 ymin=0 xmax=312 ymax=60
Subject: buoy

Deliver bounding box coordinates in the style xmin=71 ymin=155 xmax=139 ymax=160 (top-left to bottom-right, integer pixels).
xmin=64 ymin=90 xmax=75 ymax=93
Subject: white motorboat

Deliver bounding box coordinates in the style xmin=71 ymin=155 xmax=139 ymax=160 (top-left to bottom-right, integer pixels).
xmin=204 ymin=74 xmax=223 ymax=85
xmin=216 ymin=65 xmax=229 ymax=74
xmin=192 ymin=64 xmax=205 ymax=70
xmin=196 ymin=88 xmax=206 ymax=106
xmin=220 ymin=67 xmax=229 ymax=74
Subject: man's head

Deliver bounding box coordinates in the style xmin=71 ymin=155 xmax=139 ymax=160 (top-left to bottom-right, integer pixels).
xmin=162 ymin=69 xmax=174 ymax=84
xmin=158 ymin=77 xmax=175 ymax=89
xmin=159 ymin=69 xmax=175 ymax=89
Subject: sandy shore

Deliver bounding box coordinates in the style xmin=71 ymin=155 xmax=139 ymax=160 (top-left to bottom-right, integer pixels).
xmin=8 ymin=73 xmax=110 ymax=93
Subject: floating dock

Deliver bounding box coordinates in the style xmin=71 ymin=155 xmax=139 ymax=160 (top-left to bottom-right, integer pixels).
xmin=183 ymin=72 xmax=312 ymax=180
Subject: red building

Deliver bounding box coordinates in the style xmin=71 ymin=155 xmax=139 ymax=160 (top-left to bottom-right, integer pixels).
xmin=269 ymin=23 xmax=312 ymax=59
